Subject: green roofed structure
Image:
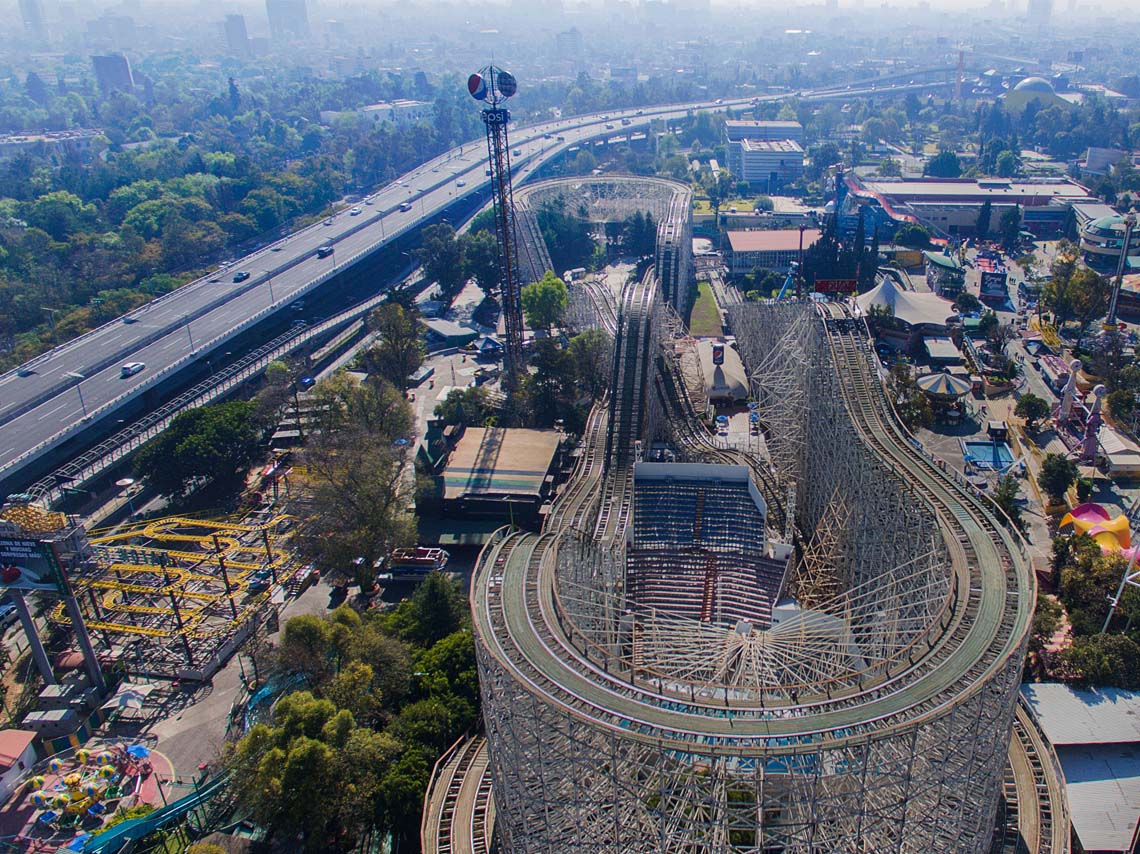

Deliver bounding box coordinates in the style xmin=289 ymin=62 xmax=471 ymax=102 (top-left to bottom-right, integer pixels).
xmin=923 ymin=250 xmax=966 ymax=297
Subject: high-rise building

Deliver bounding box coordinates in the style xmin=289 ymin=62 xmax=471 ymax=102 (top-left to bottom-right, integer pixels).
xmin=1026 ymin=0 xmax=1052 ymax=20
xmin=18 ymin=0 xmax=48 ymax=45
xmin=223 ymin=14 xmax=250 ymax=56
xmin=91 ymin=54 xmax=135 ymax=95
xmin=265 ymin=0 xmax=309 ymax=42
xmin=556 ymin=27 xmax=583 ymax=61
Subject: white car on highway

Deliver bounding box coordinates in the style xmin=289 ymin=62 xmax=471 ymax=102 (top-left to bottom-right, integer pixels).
xmin=120 ymin=362 xmax=145 ymax=378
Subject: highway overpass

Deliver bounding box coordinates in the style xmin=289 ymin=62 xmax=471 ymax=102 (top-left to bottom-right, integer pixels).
xmin=0 ymin=81 xmax=930 ymax=498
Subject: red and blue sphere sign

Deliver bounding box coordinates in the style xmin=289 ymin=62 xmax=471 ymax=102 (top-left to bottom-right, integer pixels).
xmin=468 ymin=69 xmax=517 ymax=101
xmin=468 ymin=73 xmax=487 ymax=100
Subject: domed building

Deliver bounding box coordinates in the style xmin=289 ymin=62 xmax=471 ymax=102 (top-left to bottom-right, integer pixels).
xmin=1081 ymin=213 xmax=1140 ymax=272
xmin=1004 ymin=75 xmax=1071 ymax=111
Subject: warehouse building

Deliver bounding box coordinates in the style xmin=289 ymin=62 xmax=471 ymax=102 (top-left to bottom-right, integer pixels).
xmin=736 ymin=139 xmax=805 ymax=192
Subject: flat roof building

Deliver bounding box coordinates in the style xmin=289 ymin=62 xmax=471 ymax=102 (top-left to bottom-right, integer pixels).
xmin=1021 ymin=683 xmax=1140 ymax=853
xmin=737 ymin=139 xmax=804 ymax=192
xmin=725 ymin=228 xmax=820 ymax=275
xmin=725 ymin=120 xmax=803 ymax=178
xmin=91 ymin=54 xmax=134 ymax=95
xmin=853 ymin=176 xmax=1092 ymax=238
xmin=440 ymin=427 xmax=562 ymax=523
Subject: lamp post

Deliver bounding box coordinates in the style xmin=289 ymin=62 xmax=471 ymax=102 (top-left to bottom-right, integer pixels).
xmin=63 ymin=371 xmax=88 ymax=418
xmin=264 ymin=272 xmax=275 ymax=305
xmin=41 ymin=307 xmax=60 ymax=347
xmin=183 ymin=317 xmax=195 ymax=352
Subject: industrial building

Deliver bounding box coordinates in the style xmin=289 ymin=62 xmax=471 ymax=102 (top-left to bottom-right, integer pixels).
xmin=851 ymin=175 xmax=1092 ymax=237
xmin=725 ymin=228 xmax=820 ymax=275
xmin=1021 ymin=683 xmax=1140 ymax=853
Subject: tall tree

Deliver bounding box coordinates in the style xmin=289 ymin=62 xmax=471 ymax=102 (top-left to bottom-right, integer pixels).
xmin=416 ymin=223 xmax=465 ymax=300
xmin=363 ymin=304 xmax=425 ymax=390
xmin=521 ymin=270 xmax=569 ymax=331
xmin=461 ymin=229 xmax=500 ymax=296
xmin=975 ymin=199 xmax=992 ymax=238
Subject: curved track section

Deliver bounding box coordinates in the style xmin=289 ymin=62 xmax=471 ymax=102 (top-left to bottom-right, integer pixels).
xmin=472 ymin=298 xmax=1035 ymax=852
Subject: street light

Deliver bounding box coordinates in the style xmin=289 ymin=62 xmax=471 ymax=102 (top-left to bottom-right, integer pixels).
xmin=183 ymin=316 xmax=196 ymax=352
xmin=62 ymin=371 xmax=88 ymax=418
xmin=263 ymin=272 xmax=275 ymax=305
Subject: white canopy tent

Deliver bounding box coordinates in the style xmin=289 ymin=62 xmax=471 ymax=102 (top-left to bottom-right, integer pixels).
xmin=856 ymin=278 xmax=957 ymax=329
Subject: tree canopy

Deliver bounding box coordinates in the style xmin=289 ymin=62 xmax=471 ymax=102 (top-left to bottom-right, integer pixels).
xmin=134 ymin=401 xmax=265 ymax=498
xmin=521 ymin=270 xmax=569 ymax=331
xmin=363 ymin=304 xmax=425 ymax=390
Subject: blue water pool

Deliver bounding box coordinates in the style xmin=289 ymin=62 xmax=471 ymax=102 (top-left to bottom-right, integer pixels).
xmin=962 ymin=441 xmax=1014 ymax=470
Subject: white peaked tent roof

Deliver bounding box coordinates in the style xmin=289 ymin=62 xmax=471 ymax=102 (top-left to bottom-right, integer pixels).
xmin=856 ymin=277 xmax=957 ymax=328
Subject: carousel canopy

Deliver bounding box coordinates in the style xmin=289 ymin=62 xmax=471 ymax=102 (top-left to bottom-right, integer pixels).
xmin=916 ymin=371 xmax=972 ymax=398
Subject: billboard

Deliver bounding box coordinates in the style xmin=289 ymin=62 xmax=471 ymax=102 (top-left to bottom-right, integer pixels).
xmin=0 ymin=537 xmax=69 ymax=595
xmin=712 ymin=343 xmax=725 ymax=366
xmin=815 ymin=279 xmax=858 ymax=293
xmin=980 ymin=270 xmax=1008 ymax=298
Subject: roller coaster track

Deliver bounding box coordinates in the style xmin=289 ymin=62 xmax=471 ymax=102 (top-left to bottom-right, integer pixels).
xmin=820 ymin=302 xmax=1067 ymax=854
xmin=470 ymin=294 xmax=1035 ymax=784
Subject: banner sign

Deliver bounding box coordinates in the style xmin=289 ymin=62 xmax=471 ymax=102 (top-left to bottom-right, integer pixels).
xmin=815 ymin=279 xmax=858 ymax=293
xmin=980 ymin=270 xmax=1008 ymax=297
xmin=0 ymin=537 xmax=69 ymax=595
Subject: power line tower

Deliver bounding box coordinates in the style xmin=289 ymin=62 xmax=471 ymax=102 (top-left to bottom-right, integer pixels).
xmin=469 ymin=65 xmax=524 ymax=385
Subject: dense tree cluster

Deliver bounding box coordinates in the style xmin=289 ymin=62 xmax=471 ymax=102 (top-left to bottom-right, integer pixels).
xmin=229 ymin=574 xmax=476 ymax=852
xmin=1032 ymin=534 xmax=1140 ymax=690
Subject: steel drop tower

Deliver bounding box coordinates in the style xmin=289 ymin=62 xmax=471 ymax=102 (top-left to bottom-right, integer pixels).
xmin=469 ymin=65 xmax=523 ymax=384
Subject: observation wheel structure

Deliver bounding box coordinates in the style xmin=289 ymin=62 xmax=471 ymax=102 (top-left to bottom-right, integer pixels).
xmin=471 ymin=293 xmax=1037 ymax=852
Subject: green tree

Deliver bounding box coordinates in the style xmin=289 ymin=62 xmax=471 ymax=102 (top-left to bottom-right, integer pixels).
xmin=433 ymin=386 xmax=497 ymax=427
xmin=1062 ymin=633 xmax=1140 ymax=689
xmin=521 ymin=270 xmax=569 ymax=331
xmin=1014 ymin=393 xmax=1050 ymax=429
xmin=924 ymin=150 xmax=961 ymax=178
xmin=384 ymin=571 xmax=468 ymax=647
xmin=417 ymin=223 xmax=466 ymax=300
xmin=995 ymin=149 xmax=1019 ymax=178
xmin=991 ymin=473 xmax=1025 ymax=531
xmin=363 ymin=304 xmax=425 ymax=391
xmin=893 ymin=222 xmax=932 ymax=248
xmin=999 ymin=205 xmax=1022 ymax=252
xmin=568 ymin=327 xmax=611 ymax=398
xmin=888 ymin=364 xmax=933 ymax=430
xmin=1038 ymin=452 xmax=1078 ymax=504
xmin=527 ymin=338 xmax=577 ymax=426
xmin=134 ymin=401 xmax=265 ymax=498
xmin=877 ymin=157 xmax=903 ymax=177
xmin=975 ymin=199 xmax=992 ymax=238
xmin=461 ymin=229 xmax=500 ymax=296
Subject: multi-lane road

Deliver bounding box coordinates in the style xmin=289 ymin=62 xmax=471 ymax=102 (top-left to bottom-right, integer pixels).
xmin=0 ymin=79 xmax=943 ymax=493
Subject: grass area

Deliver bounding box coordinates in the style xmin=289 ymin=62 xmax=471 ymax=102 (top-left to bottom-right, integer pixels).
xmin=692 ymin=197 xmax=766 ymax=215
xmin=688 ymin=280 xmax=724 ymax=338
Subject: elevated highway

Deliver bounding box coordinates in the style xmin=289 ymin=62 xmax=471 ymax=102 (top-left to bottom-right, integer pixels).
xmin=1 ymin=79 xmax=935 ymax=497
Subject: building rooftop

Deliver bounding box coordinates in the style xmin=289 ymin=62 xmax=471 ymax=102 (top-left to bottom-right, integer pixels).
xmin=859 ymin=177 xmax=1088 ymax=203
xmin=726 ymin=229 xmax=820 ymax=253
xmin=442 ymin=427 xmax=560 ymax=501
xmin=1020 ymin=683 xmax=1140 ymax=746
xmin=0 ymin=729 xmax=35 ymax=771
xmin=740 ymin=139 xmax=804 ymax=154
xmin=725 ymin=120 xmax=803 ymax=130
xmin=1021 ymin=684 xmax=1140 ymax=852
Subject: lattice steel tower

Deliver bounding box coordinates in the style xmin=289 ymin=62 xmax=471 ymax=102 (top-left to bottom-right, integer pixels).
xmin=468 ymin=65 xmax=523 ymax=382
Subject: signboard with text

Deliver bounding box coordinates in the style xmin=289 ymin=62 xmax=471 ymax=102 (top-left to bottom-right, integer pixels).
xmin=980 ymin=270 xmax=1008 ymax=298
xmin=0 ymin=537 xmax=69 ymax=595
xmin=815 ymin=279 xmax=858 ymax=294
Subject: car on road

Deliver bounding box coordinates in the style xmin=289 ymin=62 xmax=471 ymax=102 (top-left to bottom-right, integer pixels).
xmin=556 ymin=135 xmax=565 ymax=141
xmin=485 ymin=168 xmax=492 ymax=176
xmin=512 ymin=149 xmax=521 ymax=156
xmin=0 ymin=598 xmax=16 ymax=629
xmin=456 ymin=179 xmax=466 ymax=187
xmin=350 ymin=207 xmax=362 ymax=216
xmin=324 ymin=217 xmax=333 ymax=225
xmin=120 ymin=361 xmax=145 ymax=378
xmin=364 ymin=197 xmax=373 ymax=205
xmin=316 ymin=245 xmax=333 ymax=258
xmin=233 ymin=270 xmax=251 ymax=282
xmin=399 ymin=201 xmax=413 ymax=212
xmin=606 ymin=123 xmax=614 ymax=129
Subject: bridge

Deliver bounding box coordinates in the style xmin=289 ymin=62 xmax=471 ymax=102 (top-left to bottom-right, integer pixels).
xmin=0 ymin=79 xmax=942 ymax=500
